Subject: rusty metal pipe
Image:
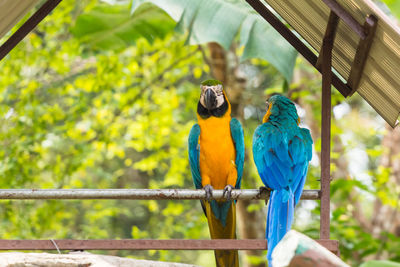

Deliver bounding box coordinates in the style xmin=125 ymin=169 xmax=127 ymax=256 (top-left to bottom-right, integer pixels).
xmin=320 ymin=11 xmax=338 ymax=240
xmin=0 ymin=189 xmax=320 ymax=200
xmin=0 ymin=239 xmax=338 ymax=252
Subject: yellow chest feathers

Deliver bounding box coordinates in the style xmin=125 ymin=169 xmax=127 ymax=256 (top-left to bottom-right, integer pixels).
xmin=197 ymin=115 xmax=237 ymax=189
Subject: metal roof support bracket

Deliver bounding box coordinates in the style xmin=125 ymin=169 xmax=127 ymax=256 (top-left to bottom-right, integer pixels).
xmin=322 ymin=0 xmax=367 ymax=39
xmin=316 ymin=13 xmax=340 ymax=70
xmin=321 ymin=0 xmax=378 ymax=96
xmin=245 ymin=0 xmax=352 ymax=97
xmin=320 ymin=11 xmax=339 ymax=245
xmin=347 ymin=15 xmax=378 ymax=96
xmin=0 ymin=0 xmax=62 ymax=61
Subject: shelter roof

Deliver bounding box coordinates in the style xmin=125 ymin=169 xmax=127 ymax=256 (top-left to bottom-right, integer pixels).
xmin=262 ymin=0 xmax=400 ymax=127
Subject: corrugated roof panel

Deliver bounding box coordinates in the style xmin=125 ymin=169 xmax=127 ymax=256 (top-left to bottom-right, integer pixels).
xmin=0 ymin=0 xmax=40 ymax=39
xmin=358 ymin=81 xmax=399 ymax=126
xmin=265 ymin=0 xmax=400 ymax=127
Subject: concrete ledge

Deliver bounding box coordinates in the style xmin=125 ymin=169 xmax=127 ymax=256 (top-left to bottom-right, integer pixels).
xmin=0 ymin=252 xmax=198 ymax=267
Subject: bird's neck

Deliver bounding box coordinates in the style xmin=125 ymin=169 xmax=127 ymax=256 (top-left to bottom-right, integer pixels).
xmin=197 ymin=92 xmax=231 ymax=119
xmin=197 ymin=104 xmax=231 ymax=122
xmin=267 ymin=114 xmax=298 ymax=127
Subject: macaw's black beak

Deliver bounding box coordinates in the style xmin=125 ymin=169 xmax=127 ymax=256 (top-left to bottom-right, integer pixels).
xmin=204 ymin=89 xmax=217 ymax=110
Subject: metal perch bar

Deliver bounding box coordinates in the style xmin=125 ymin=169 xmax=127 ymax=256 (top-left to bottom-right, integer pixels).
xmin=0 ymin=239 xmax=338 ymax=252
xmin=0 ymin=189 xmax=320 ymax=200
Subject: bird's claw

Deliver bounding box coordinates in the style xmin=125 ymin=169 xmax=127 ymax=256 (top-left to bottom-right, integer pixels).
xmin=258 ymin=186 xmax=272 ymax=205
xmin=259 ymin=186 xmax=272 ymax=194
xmin=223 ymin=185 xmax=234 ymax=201
xmin=203 ymin=184 xmax=214 ymax=201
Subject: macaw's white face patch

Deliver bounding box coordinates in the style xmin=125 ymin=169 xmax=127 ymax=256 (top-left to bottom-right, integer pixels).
xmin=200 ymin=84 xmax=225 ymax=109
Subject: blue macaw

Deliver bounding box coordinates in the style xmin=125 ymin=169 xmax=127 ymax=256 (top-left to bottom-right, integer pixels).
xmin=188 ymin=79 xmax=244 ymax=267
xmin=252 ymin=95 xmax=313 ymax=266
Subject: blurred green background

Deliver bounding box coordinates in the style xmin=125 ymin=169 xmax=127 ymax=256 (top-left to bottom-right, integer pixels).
xmin=1 ymin=0 xmax=400 ymax=266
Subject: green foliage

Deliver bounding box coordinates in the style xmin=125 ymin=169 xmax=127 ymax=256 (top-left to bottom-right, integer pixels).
xmin=71 ymin=3 xmax=175 ymax=51
xmin=360 ymin=260 xmax=400 ymax=267
xmin=381 ymin=0 xmax=400 ymax=18
xmin=0 ymin=0 xmax=212 ymax=263
xmin=127 ymin=0 xmax=298 ymax=82
xmin=1 ymin=0 xmax=400 ymax=266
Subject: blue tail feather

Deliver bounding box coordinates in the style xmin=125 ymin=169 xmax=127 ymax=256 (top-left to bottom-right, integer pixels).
xmin=210 ymin=199 xmax=232 ymax=227
xmin=266 ymin=189 xmax=295 ymax=267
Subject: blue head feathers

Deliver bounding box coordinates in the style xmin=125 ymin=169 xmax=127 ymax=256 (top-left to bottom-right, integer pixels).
xmin=263 ymin=95 xmax=299 ymax=124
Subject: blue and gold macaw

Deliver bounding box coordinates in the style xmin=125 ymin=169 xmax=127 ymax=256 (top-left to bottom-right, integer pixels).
xmin=252 ymin=95 xmax=313 ymax=266
xmin=188 ymin=79 xmax=244 ymax=267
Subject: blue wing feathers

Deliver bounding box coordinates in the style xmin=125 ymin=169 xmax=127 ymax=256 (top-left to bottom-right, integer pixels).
xmin=253 ymin=121 xmax=313 ymax=266
xmin=300 ymin=128 xmax=313 ymax=161
xmin=188 ymin=124 xmax=202 ymax=189
xmin=294 ymin=166 xmax=308 ymax=204
xmin=230 ymin=118 xmax=245 ymax=189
